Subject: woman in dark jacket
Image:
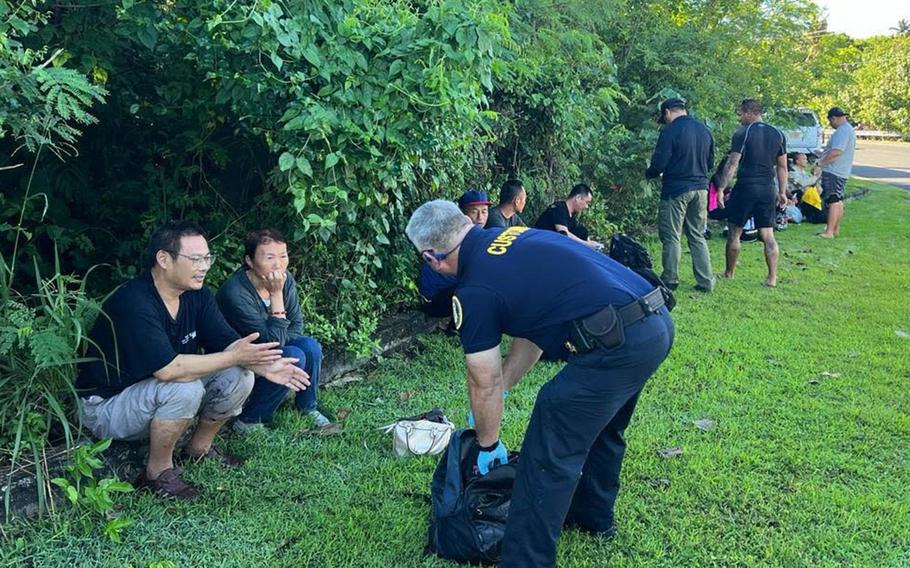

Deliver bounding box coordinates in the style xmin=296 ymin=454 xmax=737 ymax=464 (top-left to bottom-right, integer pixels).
xmin=216 ymin=228 xmax=330 ymax=432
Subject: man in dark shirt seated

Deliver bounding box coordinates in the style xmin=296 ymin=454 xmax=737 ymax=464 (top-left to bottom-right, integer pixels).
xmin=534 ymin=183 xmax=602 ymax=249
xmin=486 ymin=179 xmax=527 ymax=229
xmin=76 ymin=221 xmax=309 ymax=499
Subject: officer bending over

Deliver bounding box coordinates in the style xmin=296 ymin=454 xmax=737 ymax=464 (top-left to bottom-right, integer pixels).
xmin=406 ymin=201 xmax=675 ymax=567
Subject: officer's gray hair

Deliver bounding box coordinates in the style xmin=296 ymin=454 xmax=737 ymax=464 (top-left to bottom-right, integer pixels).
xmin=405 ymin=200 xmax=471 ymax=252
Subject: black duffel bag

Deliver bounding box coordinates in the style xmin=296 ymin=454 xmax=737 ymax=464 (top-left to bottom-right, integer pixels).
xmin=427 ymin=429 xmax=518 ymax=565
xmin=608 ymin=234 xmax=676 ymax=311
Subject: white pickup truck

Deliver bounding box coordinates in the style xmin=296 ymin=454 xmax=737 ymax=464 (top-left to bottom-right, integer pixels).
xmin=773 ymin=108 xmax=823 ymax=156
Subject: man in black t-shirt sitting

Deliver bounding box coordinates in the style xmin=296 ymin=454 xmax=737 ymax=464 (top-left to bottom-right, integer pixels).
xmin=77 ymin=222 xmax=309 ymax=499
xmin=715 ymin=99 xmax=788 ymax=287
xmin=534 ymin=183 xmax=602 ymax=250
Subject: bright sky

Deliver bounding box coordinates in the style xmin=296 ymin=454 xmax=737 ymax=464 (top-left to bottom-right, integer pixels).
xmin=814 ymin=0 xmax=910 ymax=38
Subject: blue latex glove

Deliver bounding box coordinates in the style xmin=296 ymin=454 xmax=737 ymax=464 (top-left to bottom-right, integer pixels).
xmin=476 ymin=440 xmax=508 ymax=476
xmin=466 ymin=390 xmax=509 ymax=428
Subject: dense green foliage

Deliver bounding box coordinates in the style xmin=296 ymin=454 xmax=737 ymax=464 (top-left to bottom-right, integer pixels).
xmin=2 ymin=181 xmax=908 ymax=566
xmin=3 ymin=0 xmax=841 ymax=354
xmin=0 ymin=1 xmax=105 ymax=158
xmin=804 ymin=31 xmax=910 ymax=132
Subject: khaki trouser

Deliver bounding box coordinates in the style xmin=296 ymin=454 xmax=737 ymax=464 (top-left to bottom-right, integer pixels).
xmin=80 ymin=366 xmax=254 ymax=442
xmin=658 ymin=190 xmax=715 ymax=290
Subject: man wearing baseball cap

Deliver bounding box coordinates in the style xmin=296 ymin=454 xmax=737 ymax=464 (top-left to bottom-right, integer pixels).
xmin=458 ymin=190 xmax=491 ymax=227
xmin=814 ymin=107 xmax=856 ymax=238
xmin=646 ymin=97 xmax=716 ymax=292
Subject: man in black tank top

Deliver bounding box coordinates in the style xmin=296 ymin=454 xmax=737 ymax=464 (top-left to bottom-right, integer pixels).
xmin=715 ymin=99 xmax=789 ymax=287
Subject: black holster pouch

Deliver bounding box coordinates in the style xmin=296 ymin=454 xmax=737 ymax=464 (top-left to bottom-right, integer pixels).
xmin=568 ymin=305 xmax=625 ymax=354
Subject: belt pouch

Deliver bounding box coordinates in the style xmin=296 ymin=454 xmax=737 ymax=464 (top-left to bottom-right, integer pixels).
xmin=582 ymin=305 xmax=625 ymax=350
xmin=568 ymin=319 xmax=597 ymax=354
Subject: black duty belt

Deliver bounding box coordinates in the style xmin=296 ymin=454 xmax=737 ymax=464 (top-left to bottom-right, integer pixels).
xmin=566 ymin=288 xmax=666 ymax=354
xmin=615 ymin=287 xmax=665 ymax=327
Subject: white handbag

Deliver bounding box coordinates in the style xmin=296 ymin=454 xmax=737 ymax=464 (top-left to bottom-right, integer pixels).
xmin=382 ymin=408 xmax=454 ymax=457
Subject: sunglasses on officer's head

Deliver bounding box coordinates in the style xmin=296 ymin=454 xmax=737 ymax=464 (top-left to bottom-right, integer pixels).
xmin=420 ymin=242 xmax=461 ymax=265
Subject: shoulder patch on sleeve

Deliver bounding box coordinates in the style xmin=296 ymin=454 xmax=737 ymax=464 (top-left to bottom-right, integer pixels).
xmin=452 ymin=295 xmax=463 ymax=330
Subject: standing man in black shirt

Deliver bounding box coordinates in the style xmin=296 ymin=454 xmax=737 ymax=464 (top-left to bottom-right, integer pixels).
xmin=716 ymin=99 xmax=788 ymax=287
xmin=646 ymin=98 xmax=716 ymax=292
xmin=77 ymin=221 xmax=309 ymax=499
xmin=534 ymin=183 xmax=602 ymax=249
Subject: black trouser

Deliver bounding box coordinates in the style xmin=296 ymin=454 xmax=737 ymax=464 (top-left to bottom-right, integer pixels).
xmin=501 ymin=308 xmax=675 ymax=568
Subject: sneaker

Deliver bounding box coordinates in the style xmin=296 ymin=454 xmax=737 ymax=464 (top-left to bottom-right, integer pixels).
xmin=139 ymin=467 xmax=200 ymax=500
xmin=180 ymin=444 xmax=244 ymax=468
xmin=231 ymin=419 xmax=267 ymax=436
xmin=307 ymin=409 xmax=332 ymax=428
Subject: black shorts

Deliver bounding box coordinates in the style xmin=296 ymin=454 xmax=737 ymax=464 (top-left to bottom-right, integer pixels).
xmin=821 ymin=171 xmax=846 ymax=204
xmin=726 ymin=183 xmax=776 ymax=229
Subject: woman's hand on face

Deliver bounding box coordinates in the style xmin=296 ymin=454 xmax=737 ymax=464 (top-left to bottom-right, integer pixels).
xmin=263 ymin=270 xmax=287 ymax=295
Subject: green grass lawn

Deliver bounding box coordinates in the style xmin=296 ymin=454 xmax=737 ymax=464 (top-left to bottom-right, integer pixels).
xmin=3 ymin=181 xmax=909 ymax=568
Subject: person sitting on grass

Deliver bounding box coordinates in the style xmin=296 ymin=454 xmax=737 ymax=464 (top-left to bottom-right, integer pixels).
xmin=485 ymin=179 xmax=528 ymax=229
xmin=458 ymin=190 xmax=491 ymax=227
xmin=534 ymin=183 xmax=603 ymax=249
xmin=216 ymin=228 xmax=332 ymax=433
xmin=76 ymin=221 xmax=309 ymax=500
xmin=788 ymin=152 xmax=819 ymax=194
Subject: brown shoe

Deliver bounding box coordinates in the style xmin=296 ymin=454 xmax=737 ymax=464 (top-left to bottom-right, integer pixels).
xmin=181 ymin=444 xmax=244 ymax=468
xmin=141 ymin=467 xmax=200 ymax=500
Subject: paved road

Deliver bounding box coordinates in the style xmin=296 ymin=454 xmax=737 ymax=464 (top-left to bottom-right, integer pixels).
xmin=851 ymin=140 xmax=910 ymax=191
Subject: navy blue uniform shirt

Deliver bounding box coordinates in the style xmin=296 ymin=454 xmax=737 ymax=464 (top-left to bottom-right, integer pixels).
xmin=418 ymin=263 xmax=458 ymax=300
xmin=646 ymin=115 xmax=715 ymax=199
xmin=77 ymin=272 xmax=240 ymax=398
xmin=453 ymin=226 xmax=653 ymax=359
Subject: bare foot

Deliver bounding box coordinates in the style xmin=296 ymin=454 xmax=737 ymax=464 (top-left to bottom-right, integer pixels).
xmin=722 ymin=272 xmax=734 ymax=279
xmin=817 ymin=232 xmax=835 ymax=239
xmin=762 ymin=278 xmax=777 ymax=288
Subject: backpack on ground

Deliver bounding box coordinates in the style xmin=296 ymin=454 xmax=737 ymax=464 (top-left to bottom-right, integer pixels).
xmin=427 ymin=429 xmax=518 ymax=565
xmin=608 ymin=234 xmax=676 ymax=311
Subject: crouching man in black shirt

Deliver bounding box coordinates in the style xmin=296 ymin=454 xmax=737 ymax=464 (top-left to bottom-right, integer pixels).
xmin=76 ymin=221 xmax=309 ymax=499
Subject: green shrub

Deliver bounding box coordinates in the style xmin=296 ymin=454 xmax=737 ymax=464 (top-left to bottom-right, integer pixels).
xmin=0 ymin=244 xmax=103 ymax=517
xmin=51 ymin=438 xmax=134 ymax=542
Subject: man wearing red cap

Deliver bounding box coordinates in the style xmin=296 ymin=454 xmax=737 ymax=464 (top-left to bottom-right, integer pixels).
xmin=458 ymin=190 xmax=491 ymax=227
